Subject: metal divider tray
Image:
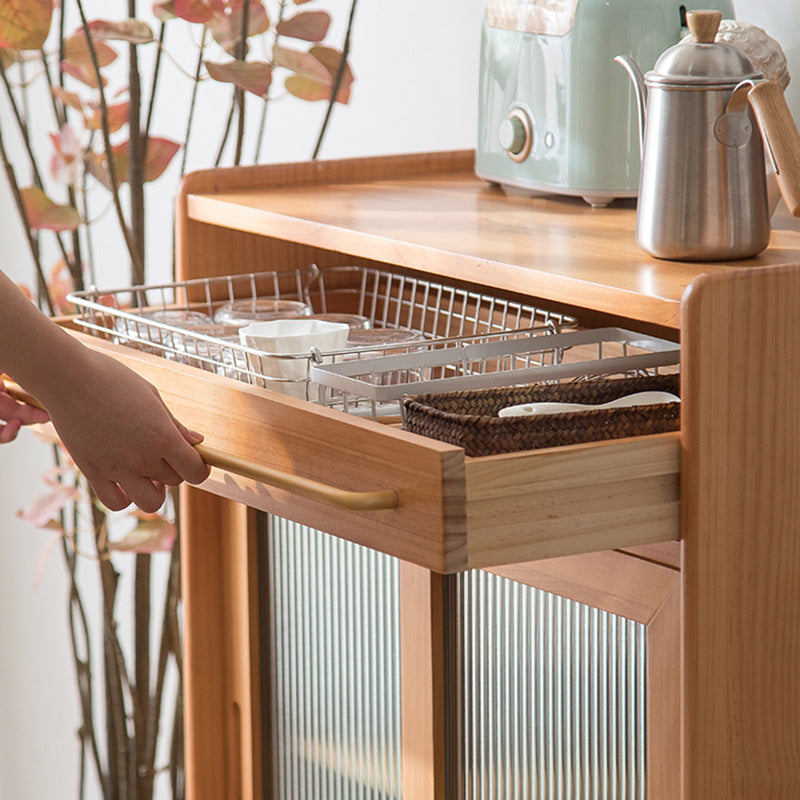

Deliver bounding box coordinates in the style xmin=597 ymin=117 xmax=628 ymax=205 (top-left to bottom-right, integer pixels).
xmin=67 ymin=265 xmax=585 ymax=417
xmin=310 ymin=327 xmax=681 ymax=410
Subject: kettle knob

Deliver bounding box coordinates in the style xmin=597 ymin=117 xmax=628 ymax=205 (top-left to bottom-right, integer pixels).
xmin=686 ymin=9 xmax=723 ymax=44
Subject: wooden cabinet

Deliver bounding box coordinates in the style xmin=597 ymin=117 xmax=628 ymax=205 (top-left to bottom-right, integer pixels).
xmin=79 ymin=151 xmax=800 ymax=798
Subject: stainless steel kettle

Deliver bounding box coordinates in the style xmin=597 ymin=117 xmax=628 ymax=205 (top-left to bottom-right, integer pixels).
xmin=616 ymin=9 xmax=800 ymax=261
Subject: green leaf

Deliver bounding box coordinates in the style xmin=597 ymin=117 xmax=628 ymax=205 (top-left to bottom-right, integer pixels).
xmin=206 ymin=59 xmax=272 ymax=97
xmin=0 ymin=0 xmax=52 ymax=51
xmin=86 ymin=19 xmax=155 ymax=45
xmin=276 ymin=10 xmax=330 ymax=43
xmin=21 ymin=187 xmax=80 ymax=232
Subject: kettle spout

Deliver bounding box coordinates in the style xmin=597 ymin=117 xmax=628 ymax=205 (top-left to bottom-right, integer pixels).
xmin=614 ymin=55 xmax=647 ymax=157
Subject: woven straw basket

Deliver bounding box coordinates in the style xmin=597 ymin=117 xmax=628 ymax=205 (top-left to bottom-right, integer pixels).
xmin=402 ymin=373 xmax=680 ymax=457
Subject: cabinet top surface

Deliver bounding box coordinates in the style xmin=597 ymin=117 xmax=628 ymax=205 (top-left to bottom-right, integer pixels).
xmin=181 ymin=151 xmax=800 ymax=331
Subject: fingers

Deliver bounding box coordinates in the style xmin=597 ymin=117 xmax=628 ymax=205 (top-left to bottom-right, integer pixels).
xmin=0 ymin=391 xmax=50 ymax=428
xmin=0 ymin=419 xmax=21 ymax=444
xmin=89 ymin=478 xmax=133 ymax=512
xmin=89 ymin=475 xmax=167 ymax=514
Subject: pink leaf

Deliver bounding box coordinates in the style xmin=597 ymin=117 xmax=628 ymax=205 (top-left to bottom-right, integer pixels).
xmin=0 ymin=0 xmax=53 ymax=51
xmin=173 ymin=0 xmax=215 ymax=24
xmin=109 ymin=517 xmax=177 ymax=553
xmin=109 ymin=136 xmax=181 ymax=184
xmin=276 ymin=10 xmax=330 ymax=42
xmin=86 ymin=19 xmax=155 ymax=45
xmin=206 ymin=59 xmax=272 ymax=97
xmin=51 ymin=86 xmax=85 ymax=113
xmin=17 ymin=484 xmax=81 ymax=529
xmin=86 ymin=100 xmax=130 ymax=133
xmin=21 ymin=187 xmax=80 ymax=232
xmin=309 ymin=45 xmax=354 ymax=104
xmin=272 ymin=44 xmax=329 ymax=83
xmin=209 ymin=1 xmax=270 ymax=54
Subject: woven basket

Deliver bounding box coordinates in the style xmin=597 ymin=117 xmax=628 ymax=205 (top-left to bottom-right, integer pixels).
xmin=402 ymin=373 xmax=680 ymax=457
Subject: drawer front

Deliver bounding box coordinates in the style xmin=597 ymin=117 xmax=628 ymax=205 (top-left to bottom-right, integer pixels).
xmin=74 ymin=331 xmax=681 ymax=573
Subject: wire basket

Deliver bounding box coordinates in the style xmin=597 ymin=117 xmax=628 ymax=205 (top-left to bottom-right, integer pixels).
xmin=68 ymin=265 xmax=581 ymax=416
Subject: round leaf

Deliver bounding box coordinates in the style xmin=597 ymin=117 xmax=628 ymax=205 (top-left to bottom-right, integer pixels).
xmin=21 ymin=187 xmax=80 ymax=232
xmin=276 ymin=11 xmax=330 ymax=43
xmin=86 ymin=19 xmax=155 ymax=45
xmin=0 ymin=0 xmax=52 ymax=51
xmin=206 ymin=59 xmax=272 ymax=97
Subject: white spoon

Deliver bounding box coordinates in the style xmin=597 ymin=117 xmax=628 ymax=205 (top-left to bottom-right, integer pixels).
xmin=498 ymin=390 xmax=680 ymax=418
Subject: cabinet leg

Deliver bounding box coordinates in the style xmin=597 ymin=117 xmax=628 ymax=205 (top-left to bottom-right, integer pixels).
xmin=681 ymin=267 xmax=800 ymax=797
xmin=181 ymin=487 xmax=262 ymax=800
xmin=399 ymin=561 xmax=446 ymax=799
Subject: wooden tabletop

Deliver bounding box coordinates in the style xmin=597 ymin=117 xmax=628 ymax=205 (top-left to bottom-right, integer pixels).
xmin=183 ymin=152 xmax=800 ymax=332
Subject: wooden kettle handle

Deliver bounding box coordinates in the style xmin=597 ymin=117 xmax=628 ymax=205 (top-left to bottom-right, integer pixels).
xmin=748 ymin=81 xmax=800 ymax=218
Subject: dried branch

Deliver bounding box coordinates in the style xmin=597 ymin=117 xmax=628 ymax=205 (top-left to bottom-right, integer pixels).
xmin=312 ymin=0 xmax=359 ymax=159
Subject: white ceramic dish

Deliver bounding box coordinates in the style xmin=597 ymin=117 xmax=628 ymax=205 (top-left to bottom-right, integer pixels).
xmin=239 ymin=319 xmax=350 ymax=399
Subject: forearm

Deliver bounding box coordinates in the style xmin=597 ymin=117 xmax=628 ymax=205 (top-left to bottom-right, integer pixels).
xmin=0 ymin=270 xmax=90 ymax=406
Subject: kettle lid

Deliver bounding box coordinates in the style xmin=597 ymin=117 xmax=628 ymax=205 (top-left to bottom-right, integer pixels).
xmin=647 ymin=10 xmax=761 ymax=87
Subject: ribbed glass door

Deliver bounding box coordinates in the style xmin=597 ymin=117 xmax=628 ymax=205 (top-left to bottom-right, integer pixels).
xmin=260 ymin=516 xmax=646 ymax=799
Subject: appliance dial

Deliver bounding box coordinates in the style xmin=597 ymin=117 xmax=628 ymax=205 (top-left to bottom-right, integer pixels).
xmin=499 ymin=107 xmax=533 ymax=162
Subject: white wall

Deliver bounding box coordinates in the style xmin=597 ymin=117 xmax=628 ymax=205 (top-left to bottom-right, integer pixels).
xmin=0 ymin=1 xmax=797 ymax=798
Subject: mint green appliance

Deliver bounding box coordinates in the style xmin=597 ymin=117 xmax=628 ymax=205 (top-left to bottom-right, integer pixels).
xmin=475 ymin=0 xmax=736 ymax=206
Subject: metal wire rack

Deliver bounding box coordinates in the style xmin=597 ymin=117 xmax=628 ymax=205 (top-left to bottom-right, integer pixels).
xmin=68 ymin=264 xmax=678 ymax=419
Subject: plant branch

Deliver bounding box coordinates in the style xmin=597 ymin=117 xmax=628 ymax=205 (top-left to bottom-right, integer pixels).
xmin=233 ymin=1 xmax=251 ymax=165
xmin=75 ymin=0 xmax=145 ymax=285
xmin=0 ymin=59 xmax=77 ymax=291
xmin=179 ymin=26 xmax=207 ymax=178
xmin=0 ymin=126 xmax=55 ymax=314
xmin=254 ymin=0 xmax=288 ymax=162
xmin=312 ymin=0 xmax=359 ymax=159
xmin=144 ymin=22 xmax=167 ymax=143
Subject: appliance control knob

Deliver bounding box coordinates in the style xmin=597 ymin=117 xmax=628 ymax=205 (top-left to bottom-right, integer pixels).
xmin=499 ymin=109 xmax=532 ymax=162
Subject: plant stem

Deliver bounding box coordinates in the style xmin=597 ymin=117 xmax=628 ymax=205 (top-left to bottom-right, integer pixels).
xmin=134 ymin=553 xmax=152 ymax=800
xmin=75 ymin=0 xmax=145 ymax=285
xmin=180 ymin=26 xmax=207 ymax=178
xmin=40 ymin=46 xmax=86 ymax=290
xmin=233 ymin=1 xmax=251 ymax=165
xmin=312 ymin=0 xmax=359 ymax=159
xmin=0 ymin=126 xmax=55 ymax=314
xmin=0 ymin=60 xmax=77 ymax=292
xmin=60 ymin=470 xmax=107 ymax=797
xmin=144 ymin=22 xmax=167 ymax=143
xmin=254 ymin=0 xmax=288 ymax=162
xmin=128 ymin=0 xmax=146 ymax=283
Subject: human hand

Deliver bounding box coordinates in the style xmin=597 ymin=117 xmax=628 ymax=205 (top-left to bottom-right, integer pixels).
xmin=43 ymin=350 xmax=211 ymax=513
xmin=0 ymin=376 xmax=50 ymax=443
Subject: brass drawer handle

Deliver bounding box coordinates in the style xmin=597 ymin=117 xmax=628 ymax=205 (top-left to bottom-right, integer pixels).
xmin=197 ymin=444 xmax=399 ymax=511
xmin=3 ymin=377 xmax=399 ymax=512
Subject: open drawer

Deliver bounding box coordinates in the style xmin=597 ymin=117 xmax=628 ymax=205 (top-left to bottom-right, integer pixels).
xmin=65 ymin=274 xmax=681 ymax=573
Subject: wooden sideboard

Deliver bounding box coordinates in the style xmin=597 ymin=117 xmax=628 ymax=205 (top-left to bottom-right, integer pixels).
xmin=79 ymin=151 xmax=800 ymax=798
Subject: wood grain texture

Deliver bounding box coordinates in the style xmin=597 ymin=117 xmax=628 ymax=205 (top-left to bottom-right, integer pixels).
xmin=646 ymin=578 xmax=682 ymax=800
xmin=465 ymin=433 xmax=681 ymax=566
xmin=682 ymin=265 xmax=800 ymax=797
xmin=489 ymin=547 xmax=679 ymax=624
xmin=399 ymin=563 xmax=446 ymax=800
xmin=70 ymin=329 xmax=467 ymax=572
xmin=181 ymin=492 xmax=262 ymax=800
xmin=178 ymin=151 xmax=800 ymax=332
